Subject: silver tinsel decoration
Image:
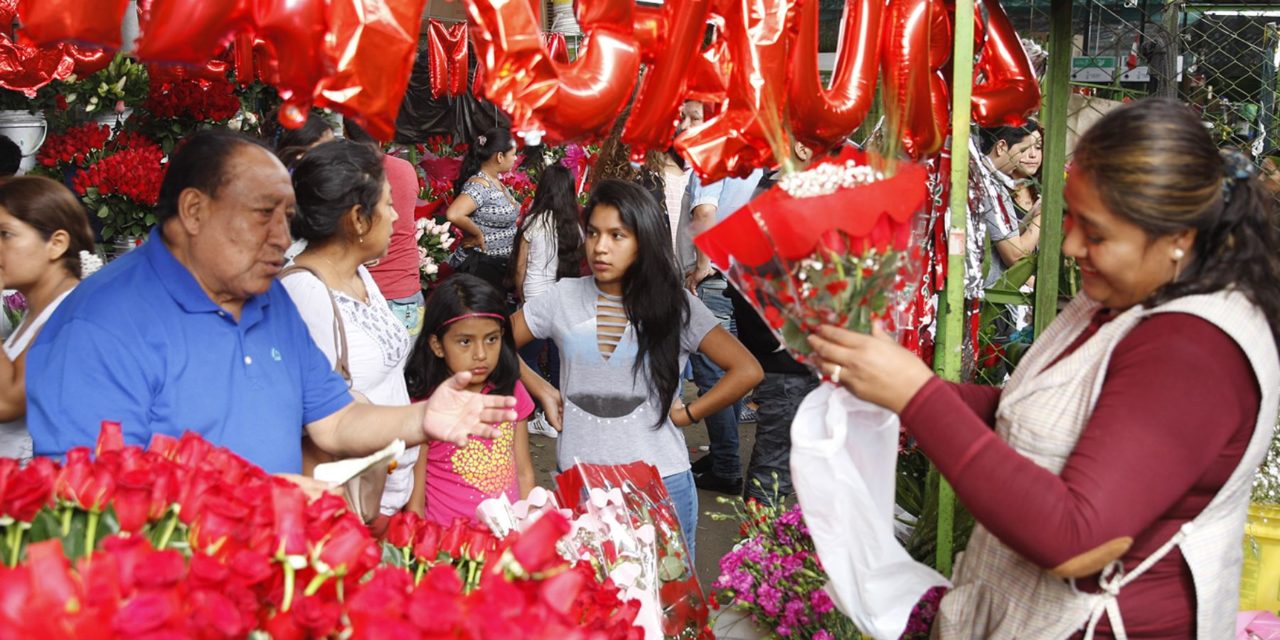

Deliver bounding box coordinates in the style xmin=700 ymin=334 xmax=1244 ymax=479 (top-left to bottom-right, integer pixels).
xmin=1251 ymin=418 xmax=1280 ymax=504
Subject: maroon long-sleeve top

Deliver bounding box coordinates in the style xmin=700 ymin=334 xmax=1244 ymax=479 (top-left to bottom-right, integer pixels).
xmin=901 ymin=311 xmax=1260 ymax=638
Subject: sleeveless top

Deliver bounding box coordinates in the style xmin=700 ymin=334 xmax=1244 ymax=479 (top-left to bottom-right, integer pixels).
xmin=1 ymin=289 xmax=73 ymax=461
xmin=934 ymin=290 xmax=1280 ymax=639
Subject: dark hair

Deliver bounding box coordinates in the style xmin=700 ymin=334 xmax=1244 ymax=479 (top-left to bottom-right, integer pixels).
xmin=0 ymin=176 xmax=95 ymax=277
xmin=511 ymin=164 xmax=584 ymax=286
xmin=584 ymin=180 xmax=688 ymax=428
xmin=405 ymin=274 xmax=519 ymax=398
xmin=270 ymin=112 xmax=333 ymax=167
xmin=290 ymin=139 xmax=386 ymax=245
xmin=0 ymin=135 xmax=21 ymax=176
xmin=156 ymin=128 xmax=269 ymax=224
xmin=453 ymin=127 xmax=515 ymax=198
xmin=978 ymin=119 xmax=1041 ymax=156
xmin=1073 ymin=97 xmax=1280 ymax=343
xmin=342 ymin=117 xmax=377 ymax=147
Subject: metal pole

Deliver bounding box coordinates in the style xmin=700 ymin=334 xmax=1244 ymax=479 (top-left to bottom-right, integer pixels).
xmin=1034 ymin=0 xmax=1073 ymax=337
xmin=932 ymin=0 xmax=977 ymax=577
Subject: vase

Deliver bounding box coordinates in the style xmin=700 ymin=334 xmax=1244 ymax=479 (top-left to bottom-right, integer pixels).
xmin=94 ymin=108 xmax=135 ymax=136
xmin=1240 ymin=502 xmax=1280 ymax=612
xmin=109 ymin=235 xmax=145 ymax=259
xmin=0 ymin=110 xmax=47 ymax=175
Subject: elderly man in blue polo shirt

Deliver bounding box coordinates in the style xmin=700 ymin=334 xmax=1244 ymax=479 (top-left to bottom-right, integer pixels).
xmin=26 ymin=130 xmax=514 ymax=475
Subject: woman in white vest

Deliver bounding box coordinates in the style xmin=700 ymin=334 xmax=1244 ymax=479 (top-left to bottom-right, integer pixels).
xmin=807 ymin=97 xmax=1280 ymax=639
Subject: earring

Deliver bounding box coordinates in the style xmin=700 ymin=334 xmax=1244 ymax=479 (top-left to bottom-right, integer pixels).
xmin=359 ymin=234 xmax=365 ymax=245
xmin=1172 ymin=247 xmax=1185 ymax=261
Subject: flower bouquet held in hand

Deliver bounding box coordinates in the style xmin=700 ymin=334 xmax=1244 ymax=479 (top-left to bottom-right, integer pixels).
xmin=693 ymin=147 xmax=928 ymax=364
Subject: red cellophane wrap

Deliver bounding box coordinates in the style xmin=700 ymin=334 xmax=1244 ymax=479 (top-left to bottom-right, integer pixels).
xmin=695 ymin=147 xmax=929 ymax=364
xmin=557 ymin=462 xmax=713 ymax=640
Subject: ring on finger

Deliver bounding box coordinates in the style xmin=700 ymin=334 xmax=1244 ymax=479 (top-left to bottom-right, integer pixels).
xmin=829 ymin=363 xmax=843 ymax=383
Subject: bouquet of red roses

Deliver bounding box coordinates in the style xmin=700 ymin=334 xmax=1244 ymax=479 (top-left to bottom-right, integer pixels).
xmin=71 ymin=132 xmax=165 ymax=241
xmin=694 ymin=147 xmax=928 ymax=364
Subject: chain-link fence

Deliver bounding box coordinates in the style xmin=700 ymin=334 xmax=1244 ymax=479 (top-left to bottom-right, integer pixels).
xmin=964 ymin=0 xmax=1280 ymax=384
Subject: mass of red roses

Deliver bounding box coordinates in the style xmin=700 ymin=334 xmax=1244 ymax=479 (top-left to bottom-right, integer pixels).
xmin=35 ymin=122 xmax=112 ymax=169
xmin=0 ymin=424 xmax=642 ymax=639
xmin=143 ymin=76 xmax=242 ymax=123
xmin=71 ymin=139 xmax=165 ymax=207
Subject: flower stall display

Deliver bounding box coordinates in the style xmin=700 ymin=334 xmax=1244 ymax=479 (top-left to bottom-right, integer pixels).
xmin=478 ymin=462 xmax=714 ymax=640
xmin=53 ymin=54 xmax=150 ymax=129
xmin=414 ymin=215 xmax=455 ymax=290
xmin=139 ymin=75 xmax=245 ymax=154
xmin=0 ymin=423 xmax=642 ymax=639
xmin=70 ymin=132 xmax=165 ymax=242
xmin=33 ymin=121 xmax=112 ymax=176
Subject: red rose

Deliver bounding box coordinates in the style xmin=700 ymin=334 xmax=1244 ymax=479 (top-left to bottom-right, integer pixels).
xmin=188 ymin=589 xmax=248 ymax=639
xmin=270 ymin=482 xmax=308 ymax=557
xmin=1 ymin=457 xmax=54 ymax=522
xmin=289 ymin=594 xmax=342 ymax=637
xmin=132 ymin=548 xmax=185 ymax=590
xmin=464 ymin=525 xmax=496 ymax=559
xmin=413 ymin=520 xmax=442 ymax=564
xmin=95 ymin=421 xmax=124 ymax=455
xmin=384 ymin=511 xmax=420 ymax=549
xmin=439 ymin=518 xmax=468 ymax=559
xmin=318 ymin=519 xmax=372 ymax=574
xmin=112 ymin=468 xmax=153 ymax=533
xmin=511 ymin=511 xmax=570 ymax=573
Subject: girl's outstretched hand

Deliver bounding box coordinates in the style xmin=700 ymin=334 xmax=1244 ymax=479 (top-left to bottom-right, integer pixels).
xmin=806 ymin=323 xmax=935 ymax=414
xmin=422 ymin=371 xmax=515 ymax=446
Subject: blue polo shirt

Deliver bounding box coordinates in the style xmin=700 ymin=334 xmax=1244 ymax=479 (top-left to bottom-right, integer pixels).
xmin=26 ymin=228 xmax=353 ymax=473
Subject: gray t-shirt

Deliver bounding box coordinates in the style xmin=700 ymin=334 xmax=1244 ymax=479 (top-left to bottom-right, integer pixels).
xmin=522 ymin=276 xmax=719 ymax=477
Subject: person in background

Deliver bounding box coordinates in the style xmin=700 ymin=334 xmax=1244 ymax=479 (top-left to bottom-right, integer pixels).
xmin=0 ymin=176 xmax=95 ymax=461
xmin=731 ymin=140 xmax=819 ymax=505
xmin=405 ymin=274 xmax=536 ymax=525
xmin=0 ymin=136 xmax=22 ymax=176
xmin=445 ymin=127 xmax=521 ymax=292
xmin=344 ymin=118 xmax=426 ymax=339
xmin=510 ymin=164 xmax=584 ymax=439
xmin=810 ymin=98 xmax=1280 ymax=638
xmin=26 ymin=129 xmax=515 ymax=488
xmin=978 ymin=121 xmax=1043 ymax=285
xmin=512 ymin=180 xmax=762 ymax=560
xmin=1261 ymin=147 xmax=1280 ymax=200
xmin=269 ymin=112 xmax=334 ymax=168
xmin=280 ymin=139 xmax=422 ymax=524
xmin=676 ymin=99 xmax=765 ymax=495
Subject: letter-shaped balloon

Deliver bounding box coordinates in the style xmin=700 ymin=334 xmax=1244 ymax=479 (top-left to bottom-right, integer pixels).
xmin=881 ymin=0 xmax=948 ymax=160
xmin=675 ymin=0 xmax=795 ymax=182
xmin=619 ymin=0 xmax=714 ymax=161
xmin=16 ymin=0 xmax=131 ymax=51
xmin=467 ymin=0 xmax=640 ymax=145
xmin=316 ymin=0 xmax=430 ymax=141
xmin=786 ymin=0 xmax=883 ymax=152
xmin=427 ymin=19 xmax=468 ymax=99
xmin=971 ymin=0 xmax=1039 ymax=126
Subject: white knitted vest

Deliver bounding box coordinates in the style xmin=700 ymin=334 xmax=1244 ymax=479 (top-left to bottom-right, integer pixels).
xmin=933 ymin=291 xmax=1280 ymax=640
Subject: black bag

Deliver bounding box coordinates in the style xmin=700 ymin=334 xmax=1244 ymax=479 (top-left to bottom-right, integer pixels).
xmin=455 ymin=250 xmax=510 ymax=292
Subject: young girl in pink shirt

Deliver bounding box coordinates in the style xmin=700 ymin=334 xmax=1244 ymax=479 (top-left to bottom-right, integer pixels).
xmin=405 ymin=274 xmax=535 ymax=524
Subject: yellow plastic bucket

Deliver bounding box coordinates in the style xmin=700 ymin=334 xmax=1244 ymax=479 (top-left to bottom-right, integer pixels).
xmin=1241 ymin=503 xmax=1280 ymax=612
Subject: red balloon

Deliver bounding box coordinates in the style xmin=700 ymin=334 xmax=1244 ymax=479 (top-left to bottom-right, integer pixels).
xmin=786 ymin=0 xmax=882 ymax=152
xmin=427 ymin=19 xmax=468 ymax=99
xmin=252 ymin=0 xmax=335 ymax=114
xmin=231 ymin=32 xmax=255 ymax=86
xmin=620 ymin=0 xmax=714 ymax=161
xmin=0 ymin=37 xmax=75 ymax=96
xmin=544 ymin=32 xmax=569 ymax=64
xmin=146 ymin=59 xmax=229 ymax=84
xmin=971 ymin=0 xmax=1040 ymax=127
xmin=880 ymin=0 xmax=947 ymax=160
xmin=66 ymin=44 xmax=113 ymax=76
xmin=684 ymin=31 xmax=729 ymax=106
xmin=134 ymin=0 xmax=249 ymax=65
xmin=315 ymin=0 xmax=430 ymax=141
xmin=468 ymin=0 xmax=640 ymax=145
xmin=0 ymin=0 xmax=17 ymax=26
xmin=674 ymin=0 xmax=795 ymax=182
xmin=16 ymin=0 xmax=131 ymax=50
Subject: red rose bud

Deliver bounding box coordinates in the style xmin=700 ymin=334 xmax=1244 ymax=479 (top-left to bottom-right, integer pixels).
xmin=113 ymin=468 xmax=153 ymax=533
xmin=538 ymin=565 xmax=587 ymax=616
xmin=95 ymin=421 xmax=124 ymax=456
xmin=270 ymin=482 xmax=309 ymax=557
xmin=439 ymin=518 xmax=468 ymax=559
xmin=3 ymin=457 xmax=55 ymax=522
xmin=290 ymin=594 xmax=342 ymax=638
xmin=25 ymin=540 xmax=79 ymax=612
xmin=412 ymin=520 xmax=442 ymax=564
xmin=318 ymin=519 xmax=371 ymax=575
xmin=54 ymin=447 xmax=92 ymax=504
xmin=511 ymin=511 xmax=570 ymax=573
xmin=384 ymin=511 xmax=420 ymax=549
xmin=463 ymin=525 xmax=494 ymax=559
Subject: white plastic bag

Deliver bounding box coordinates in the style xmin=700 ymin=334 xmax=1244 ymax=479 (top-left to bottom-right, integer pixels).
xmin=791 ymin=383 xmax=950 ymax=640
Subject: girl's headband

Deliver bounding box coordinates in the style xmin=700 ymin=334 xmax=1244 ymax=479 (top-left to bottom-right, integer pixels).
xmin=442 ymin=312 xmax=506 ymax=327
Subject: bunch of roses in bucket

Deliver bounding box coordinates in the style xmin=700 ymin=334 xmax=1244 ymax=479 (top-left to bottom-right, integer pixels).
xmin=372 ymin=510 xmax=642 ymax=638
xmin=34 ymin=122 xmax=111 ymax=172
xmin=141 ymin=75 xmax=242 ymax=154
xmin=70 ymin=131 xmax=164 ymax=241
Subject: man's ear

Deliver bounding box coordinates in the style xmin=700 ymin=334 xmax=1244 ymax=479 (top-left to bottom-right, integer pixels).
xmin=176 ymin=187 xmax=207 ymax=236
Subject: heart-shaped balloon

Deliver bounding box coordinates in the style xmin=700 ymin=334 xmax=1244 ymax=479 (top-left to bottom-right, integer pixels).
xmin=252 ymin=0 xmax=335 ymax=116
xmin=17 ymin=0 xmax=131 ymax=50
xmin=66 ymin=44 xmax=112 ymax=76
xmin=134 ymin=0 xmax=250 ymax=65
xmin=0 ymin=37 xmax=75 ymax=96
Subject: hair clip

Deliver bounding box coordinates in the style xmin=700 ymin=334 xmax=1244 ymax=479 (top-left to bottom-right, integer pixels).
xmin=477 ymin=135 xmax=488 ymax=147
xmin=1220 ymin=149 xmax=1258 ymax=204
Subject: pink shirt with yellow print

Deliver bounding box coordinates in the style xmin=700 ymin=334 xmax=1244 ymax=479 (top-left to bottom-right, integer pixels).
xmin=424 ymin=381 xmax=535 ymax=525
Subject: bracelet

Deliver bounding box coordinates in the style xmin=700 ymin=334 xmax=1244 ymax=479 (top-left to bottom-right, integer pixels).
xmin=684 ymin=403 xmax=697 ymax=425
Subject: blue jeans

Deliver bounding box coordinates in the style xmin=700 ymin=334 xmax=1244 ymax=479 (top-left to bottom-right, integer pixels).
xmin=745 ymin=372 xmax=820 ymax=505
xmin=690 ymin=276 xmax=742 ymax=480
xmin=519 ymin=338 xmax=561 ymax=390
xmin=386 ymin=291 xmax=425 ymax=339
xmin=662 ymin=470 xmax=699 ymax=565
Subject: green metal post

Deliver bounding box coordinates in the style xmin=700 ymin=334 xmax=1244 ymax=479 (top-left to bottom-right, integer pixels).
xmin=931 ymin=0 xmax=977 ymax=577
xmin=1033 ymin=0 xmax=1073 ymax=337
